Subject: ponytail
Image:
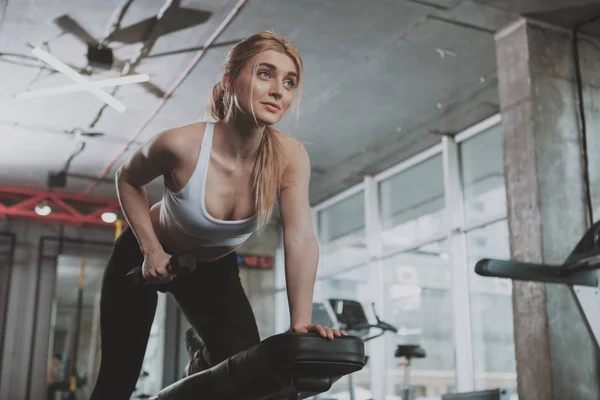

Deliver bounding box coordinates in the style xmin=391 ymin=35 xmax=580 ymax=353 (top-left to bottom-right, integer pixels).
xmin=253 ymin=127 xmax=285 ymax=229
xmin=208 ymin=82 xmax=229 ymax=121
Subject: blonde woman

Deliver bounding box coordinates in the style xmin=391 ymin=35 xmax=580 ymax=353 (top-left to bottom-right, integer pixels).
xmin=90 ymin=31 xmax=343 ymax=399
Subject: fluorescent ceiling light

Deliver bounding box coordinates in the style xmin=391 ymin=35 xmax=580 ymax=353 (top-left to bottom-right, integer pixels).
xmin=16 ymin=74 xmax=150 ymax=99
xmin=31 ymin=47 xmax=127 ymax=113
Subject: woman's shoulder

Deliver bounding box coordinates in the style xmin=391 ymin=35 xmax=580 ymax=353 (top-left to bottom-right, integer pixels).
xmin=274 ymin=129 xmax=309 ymax=163
xmin=159 ymin=121 xmax=207 ymax=153
xmin=272 ymin=129 xmax=310 ymax=175
xmin=165 ymin=121 xmax=207 ymax=139
xmin=273 ymin=129 xmax=307 ymax=155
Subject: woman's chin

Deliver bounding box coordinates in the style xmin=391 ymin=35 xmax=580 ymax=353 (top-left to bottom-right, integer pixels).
xmin=235 ymin=107 xmax=282 ymax=126
xmin=253 ymin=111 xmax=281 ymax=126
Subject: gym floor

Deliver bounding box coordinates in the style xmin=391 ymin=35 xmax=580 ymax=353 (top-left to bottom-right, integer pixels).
xmin=1 ymin=1 xmax=600 ymax=399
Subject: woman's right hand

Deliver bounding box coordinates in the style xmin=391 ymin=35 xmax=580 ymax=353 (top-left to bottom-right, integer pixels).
xmin=142 ymin=249 xmax=176 ymax=283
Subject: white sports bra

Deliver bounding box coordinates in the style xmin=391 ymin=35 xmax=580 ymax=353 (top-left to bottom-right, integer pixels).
xmin=160 ymin=122 xmax=258 ymax=247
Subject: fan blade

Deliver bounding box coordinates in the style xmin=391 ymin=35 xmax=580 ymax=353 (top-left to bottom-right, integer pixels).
xmin=107 ymin=8 xmax=211 ymax=44
xmin=81 ymin=131 xmax=105 ymax=137
xmin=138 ymin=81 xmax=165 ymax=98
xmin=144 ymin=39 xmax=241 ymax=60
xmin=54 ymin=15 xmax=99 ymax=46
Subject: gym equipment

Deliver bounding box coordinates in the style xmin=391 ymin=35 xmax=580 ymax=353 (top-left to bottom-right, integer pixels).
xmin=152 ymin=331 xmax=365 ymax=399
xmin=395 ymin=345 xmax=426 ymax=400
xmin=475 ymin=220 xmax=600 ymax=351
xmin=327 ymin=299 xmax=398 ymax=340
xmin=441 ymin=388 xmax=516 ymax=400
xmin=318 ymin=299 xmax=426 ymax=400
xmin=127 ymin=253 xmax=196 ymax=289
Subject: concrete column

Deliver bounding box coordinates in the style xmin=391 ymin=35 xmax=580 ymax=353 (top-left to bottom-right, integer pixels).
xmin=496 ymin=17 xmax=600 ymax=400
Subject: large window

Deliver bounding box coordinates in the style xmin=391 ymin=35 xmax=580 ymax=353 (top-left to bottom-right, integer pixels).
xmin=458 ymin=124 xmax=516 ymax=390
xmin=379 ymin=154 xmax=445 ymax=257
xmin=459 ymin=123 xmax=506 ymax=226
xmin=467 ymin=222 xmax=515 ymax=390
xmin=319 ymin=265 xmax=372 ymax=397
xmin=382 ymin=240 xmax=456 ymax=397
xmin=379 ymin=153 xmax=455 ymax=398
xmin=317 ymin=191 xmax=367 ymax=277
xmin=307 ymin=115 xmax=515 ymax=398
xmin=314 ymin=191 xmax=371 ymax=398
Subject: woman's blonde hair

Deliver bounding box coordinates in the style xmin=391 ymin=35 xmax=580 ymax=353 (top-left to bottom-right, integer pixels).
xmin=207 ymin=31 xmax=303 ymax=228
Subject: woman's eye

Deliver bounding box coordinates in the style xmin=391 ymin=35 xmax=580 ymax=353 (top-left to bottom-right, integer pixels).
xmin=284 ymin=80 xmax=295 ymax=89
xmin=259 ymin=71 xmax=270 ymax=78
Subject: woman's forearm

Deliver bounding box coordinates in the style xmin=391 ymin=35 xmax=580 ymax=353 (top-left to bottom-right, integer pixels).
xmin=116 ymin=169 xmax=162 ymax=255
xmin=284 ymin=235 xmax=320 ymax=327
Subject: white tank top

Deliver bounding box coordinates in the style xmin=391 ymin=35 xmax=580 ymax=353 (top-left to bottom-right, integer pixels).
xmin=160 ymin=122 xmax=258 ymax=247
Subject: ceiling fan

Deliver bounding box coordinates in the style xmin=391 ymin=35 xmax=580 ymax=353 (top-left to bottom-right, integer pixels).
xmin=50 ymin=14 xmax=165 ymax=98
xmin=50 ymin=4 xmax=212 ymax=97
xmin=16 ymin=4 xmax=212 ymax=111
xmin=19 ymin=46 xmax=140 ymax=112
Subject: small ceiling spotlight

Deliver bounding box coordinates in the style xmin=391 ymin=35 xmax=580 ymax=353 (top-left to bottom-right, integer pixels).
xmin=101 ymin=212 xmax=118 ymax=223
xmin=35 ymin=201 xmax=52 ymax=216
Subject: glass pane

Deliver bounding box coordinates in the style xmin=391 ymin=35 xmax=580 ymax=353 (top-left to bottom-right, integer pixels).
xmin=467 ymin=220 xmax=517 ymax=391
xmin=47 ymin=255 xmax=107 ymax=400
xmin=317 ymin=191 xmax=367 ymax=277
xmin=47 ymin=255 xmax=167 ymax=400
xmin=459 ymin=123 xmax=506 ymax=226
xmin=319 ymin=265 xmax=372 ymax=398
xmin=383 ymin=239 xmax=456 ymax=398
xmin=379 ymin=154 xmax=445 ymax=256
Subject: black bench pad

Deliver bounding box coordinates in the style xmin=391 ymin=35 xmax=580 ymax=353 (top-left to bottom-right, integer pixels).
xmin=156 ymin=332 xmax=365 ymax=400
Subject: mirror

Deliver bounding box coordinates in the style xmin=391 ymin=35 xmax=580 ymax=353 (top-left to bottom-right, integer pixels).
xmin=46 ymin=255 xmax=106 ymax=400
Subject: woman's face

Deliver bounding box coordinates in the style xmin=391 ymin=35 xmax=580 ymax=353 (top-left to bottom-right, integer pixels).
xmin=228 ymin=50 xmax=299 ymax=126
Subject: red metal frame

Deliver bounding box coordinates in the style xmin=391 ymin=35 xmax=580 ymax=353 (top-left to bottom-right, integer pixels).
xmin=0 ymin=185 xmax=126 ymax=229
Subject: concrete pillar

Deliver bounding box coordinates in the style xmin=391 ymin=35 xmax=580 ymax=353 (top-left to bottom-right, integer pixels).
xmin=496 ymin=17 xmax=600 ymax=400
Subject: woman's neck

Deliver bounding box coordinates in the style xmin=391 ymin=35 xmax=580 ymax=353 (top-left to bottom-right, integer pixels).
xmin=217 ymin=115 xmax=265 ymax=161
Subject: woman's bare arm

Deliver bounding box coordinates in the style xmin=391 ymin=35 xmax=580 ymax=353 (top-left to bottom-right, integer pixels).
xmin=278 ymin=138 xmax=319 ymax=328
xmin=116 ymin=129 xmax=182 ymax=254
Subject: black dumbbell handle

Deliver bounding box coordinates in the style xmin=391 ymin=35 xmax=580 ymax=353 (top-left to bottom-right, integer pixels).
xmin=127 ymin=253 xmax=196 ymax=285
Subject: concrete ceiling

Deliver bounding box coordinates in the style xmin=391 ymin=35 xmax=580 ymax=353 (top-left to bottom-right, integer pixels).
xmin=0 ymin=0 xmax=592 ymax=209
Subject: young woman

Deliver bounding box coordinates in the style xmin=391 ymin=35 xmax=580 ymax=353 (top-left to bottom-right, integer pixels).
xmin=90 ymin=31 xmax=343 ymax=399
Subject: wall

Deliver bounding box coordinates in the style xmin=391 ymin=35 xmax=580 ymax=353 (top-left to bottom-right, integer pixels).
xmin=0 ymin=219 xmax=114 ymax=400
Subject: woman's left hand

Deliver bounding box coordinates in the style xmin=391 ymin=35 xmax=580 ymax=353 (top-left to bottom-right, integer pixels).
xmin=291 ymin=324 xmax=346 ymax=340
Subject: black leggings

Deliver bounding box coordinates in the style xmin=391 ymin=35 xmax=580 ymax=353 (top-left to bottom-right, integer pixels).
xmin=90 ymin=227 xmax=260 ymax=400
